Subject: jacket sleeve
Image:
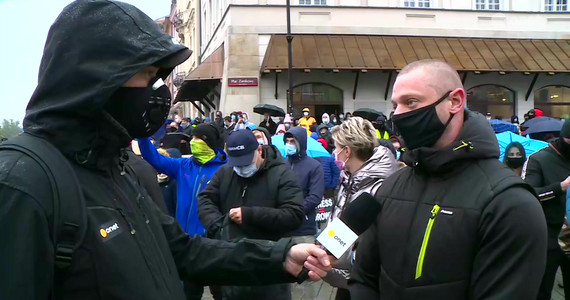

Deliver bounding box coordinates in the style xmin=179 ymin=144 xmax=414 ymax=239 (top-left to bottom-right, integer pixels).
xmin=329 ymin=158 xmax=340 ymax=190
xmin=197 ymin=167 xmax=225 ymax=235
xmin=241 ymin=168 xmax=304 ymax=234
xmin=469 ymin=186 xmax=547 ymax=299
xmin=302 ymin=162 xmax=325 ymax=215
xmin=157 ymin=202 xmax=297 ymax=285
xmin=522 ymin=155 xmax=564 ymax=201
xmin=348 ymin=223 xmax=381 ymax=299
xmin=0 ymin=184 xmax=53 ymax=299
xmin=137 ymin=137 xmax=186 ymax=178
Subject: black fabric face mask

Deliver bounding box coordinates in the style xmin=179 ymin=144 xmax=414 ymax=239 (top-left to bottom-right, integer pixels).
xmin=559 ymin=138 xmax=570 ymax=159
xmin=392 ymin=91 xmax=454 ymax=150
xmin=105 ymin=77 xmax=171 ymax=139
xmin=505 ymin=157 xmax=526 ymax=169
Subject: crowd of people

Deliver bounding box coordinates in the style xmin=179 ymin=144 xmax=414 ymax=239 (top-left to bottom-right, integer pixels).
xmin=1 ymin=2 xmax=570 ymax=300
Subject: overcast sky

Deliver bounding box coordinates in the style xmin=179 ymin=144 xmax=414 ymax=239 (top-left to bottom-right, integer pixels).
xmin=0 ymin=0 xmax=172 ymax=124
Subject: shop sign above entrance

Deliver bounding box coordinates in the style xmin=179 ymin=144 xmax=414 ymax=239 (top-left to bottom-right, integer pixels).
xmin=228 ymin=77 xmax=258 ymax=87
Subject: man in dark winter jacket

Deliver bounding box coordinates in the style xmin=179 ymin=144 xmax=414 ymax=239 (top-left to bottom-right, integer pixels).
xmin=285 ymin=127 xmax=325 ymax=299
xmin=317 ymin=124 xmax=335 ymax=154
xmin=349 ymin=59 xmax=547 ymax=300
xmin=198 ymin=129 xmax=304 ymax=299
xmin=0 ymin=2 xmax=331 ymax=299
xmin=523 ymin=121 xmax=570 ymax=300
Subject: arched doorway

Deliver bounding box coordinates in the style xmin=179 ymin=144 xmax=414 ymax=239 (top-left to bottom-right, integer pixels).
xmin=466 ymin=85 xmax=515 ymax=119
xmin=534 ymin=85 xmax=570 ymax=118
xmin=290 ymin=83 xmax=343 ymax=123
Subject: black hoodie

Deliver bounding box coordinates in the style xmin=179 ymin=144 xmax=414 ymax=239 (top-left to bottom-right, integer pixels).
xmin=349 ymin=111 xmax=547 ymax=299
xmin=0 ymin=1 xmax=294 ymax=299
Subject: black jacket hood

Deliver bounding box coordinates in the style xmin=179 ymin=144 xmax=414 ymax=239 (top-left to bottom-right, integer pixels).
xmin=403 ymin=110 xmax=500 ymax=174
xmin=23 ymin=0 xmax=190 ymax=167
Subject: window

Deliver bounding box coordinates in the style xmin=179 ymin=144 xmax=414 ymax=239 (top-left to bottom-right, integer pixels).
xmin=534 ymin=86 xmax=570 ymax=118
xmin=404 ymin=0 xmax=430 ymax=8
xmin=475 ymin=0 xmax=501 ymax=10
xmin=300 ymin=0 xmax=327 ymax=5
xmin=290 ymin=83 xmax=343 ymax=120
xmin=545 ymin=0 xmax=568 ymax=11
xmin=467 ymin=85 xmax=515 ymax=119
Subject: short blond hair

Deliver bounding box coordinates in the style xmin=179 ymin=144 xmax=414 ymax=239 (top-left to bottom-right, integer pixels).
xmin=331 ymin=116 xmax=378 ymax=161
xmin=399 ymin=59 xmax=462 ymax=95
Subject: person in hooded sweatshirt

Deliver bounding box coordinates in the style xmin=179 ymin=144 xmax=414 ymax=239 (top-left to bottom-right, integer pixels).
xmin=523 ymin=121 xmax=570 ymax=300
xmin=138 ymin=124 xmax=227 ymax=299
xmin=350 ymin=60 xmax=546 ymax=300
xmin=284 ymin=127 xmax=326 ymax=300
xmin=317 ymin=123 xmax=335 ymax=154
xmin=321 ymin=113 xmax=334 ymax=129
xmin=0 ymin=2 xmax=333 ymax=299
xmin=503 ymin=142 xmax=526 ymax=177
xmin=198 ymin=130 xmax=304 ymax=300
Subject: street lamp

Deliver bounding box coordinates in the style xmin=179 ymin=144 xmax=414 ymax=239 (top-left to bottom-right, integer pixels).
xmin=286 ymin=0 xmax=294 ymax=114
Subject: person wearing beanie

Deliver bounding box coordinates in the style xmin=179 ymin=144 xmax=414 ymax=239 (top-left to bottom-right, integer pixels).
xmin=137 ymin=124 xmax=228 ymax=299
xmin=298 ymin=107 xmax=317 ymax=134
xmin=523 ymin=120 xmax=570 ymax=300
xmin=373 ymin=114 xmax=395 ymax=140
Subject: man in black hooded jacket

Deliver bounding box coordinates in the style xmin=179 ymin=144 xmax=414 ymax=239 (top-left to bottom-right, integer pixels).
xmin=523 ymin=121 xmax=570 ymax=300
xmin=0 ymin=1 xmax=331 ymax=299
xmin=349 ymin=59 xmax=547 ymax=299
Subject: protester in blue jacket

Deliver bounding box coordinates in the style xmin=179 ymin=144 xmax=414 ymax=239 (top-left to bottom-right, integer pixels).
xmin=284 ymin=127 xmax=325 ymax=239
xmin=139 ymin=124 xmax=226 ymax=236
xmin=138 ymin=124 xmax=227 ymax=299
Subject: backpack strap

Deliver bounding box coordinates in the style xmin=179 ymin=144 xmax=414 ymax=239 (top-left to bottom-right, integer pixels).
xmin=0 ymin=133 xmax=86 ymax=295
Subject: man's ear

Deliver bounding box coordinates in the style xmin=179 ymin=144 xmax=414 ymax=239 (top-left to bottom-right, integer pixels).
xmin=258 ymin=144 xmax=265 ymax=159
xmin=449 ymin=88 xmax=466 ymax=114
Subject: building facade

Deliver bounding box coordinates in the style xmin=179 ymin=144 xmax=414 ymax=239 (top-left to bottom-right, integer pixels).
xmin=174 ymin=0 xmax=570 ymax=125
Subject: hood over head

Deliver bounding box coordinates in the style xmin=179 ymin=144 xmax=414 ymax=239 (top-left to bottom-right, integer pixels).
xmin=402 ymin=110 xmax=500 ymax=174
xmin=253 ymin=127 xmax=272 ymax=145
xmin=284 ymin=126 xmax=308 ymax=157
xmin=24 ymin=0 xmax=190 ymax=167
xmin=275 ymin=124 xmax=287 ymax=135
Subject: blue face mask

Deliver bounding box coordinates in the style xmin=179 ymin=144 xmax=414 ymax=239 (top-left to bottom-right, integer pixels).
xmin=233 ymin=162 xmax=258 ymax=178
xmin=286 ymin=144 xmax=298 ymax=156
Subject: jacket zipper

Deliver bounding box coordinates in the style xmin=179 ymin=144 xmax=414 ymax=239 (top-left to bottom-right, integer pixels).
xmin=415 ymin=204 xmax=441 ymax=280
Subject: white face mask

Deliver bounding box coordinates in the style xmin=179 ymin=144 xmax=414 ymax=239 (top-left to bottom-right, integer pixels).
xmin=322 ymin=117 xmax=329 ymax=124
xmin=303 ymin=112 xmax=309 ymax=116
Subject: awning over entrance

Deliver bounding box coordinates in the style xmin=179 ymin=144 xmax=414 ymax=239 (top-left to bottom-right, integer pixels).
xmin=174 ymin=45 xmax=224 ymax=113
xmin=261 ymin=35 xmax=570 ymax=73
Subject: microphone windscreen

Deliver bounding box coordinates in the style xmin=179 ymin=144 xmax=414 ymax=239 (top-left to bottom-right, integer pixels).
xmin=339 ymin=192 xmax=381 ymax=235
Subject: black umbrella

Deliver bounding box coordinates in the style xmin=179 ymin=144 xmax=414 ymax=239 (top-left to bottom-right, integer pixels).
xmin=524 ymin=117 xmax=564 ymax=135
xmin=353 ymin=108 xmax=384 ymax=122
xmin=253 ymin=104 xmax=286 ymax=117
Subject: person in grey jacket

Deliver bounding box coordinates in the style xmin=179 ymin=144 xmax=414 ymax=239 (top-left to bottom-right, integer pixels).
xmin=325 ymin=117 xmax=398 ymax=299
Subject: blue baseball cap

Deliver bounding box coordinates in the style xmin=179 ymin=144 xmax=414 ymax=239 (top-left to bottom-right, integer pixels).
xmin=226 ymin=129 xmax=259 ymax=167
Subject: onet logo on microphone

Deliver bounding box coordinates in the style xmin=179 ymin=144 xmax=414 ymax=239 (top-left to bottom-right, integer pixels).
xmin=327 ymin=229 xmax=347 ymax=247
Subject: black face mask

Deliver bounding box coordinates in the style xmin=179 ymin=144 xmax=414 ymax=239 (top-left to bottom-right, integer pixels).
xmin=392 ymin=91 xmax=454 ymax=150
xmin=559 ymin=138 xmax=570 ymax=159
xmin=105 ymin=78 xmax=171 ymax=139
xmin=505 ymin=157 xmax=526 ymax=169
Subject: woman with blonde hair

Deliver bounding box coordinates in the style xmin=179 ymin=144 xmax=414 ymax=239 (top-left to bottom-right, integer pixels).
xmin=326 ymin=116 xmax=398 ymax=299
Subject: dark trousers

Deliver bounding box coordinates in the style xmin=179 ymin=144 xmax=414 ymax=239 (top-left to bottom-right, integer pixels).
xmin=183 ymin=282 xmax=222 ymax=300
xmin=537 ymin=248 xmax=570 ymax=300
xmin=335 ymin=287 xmax=351 ymax=300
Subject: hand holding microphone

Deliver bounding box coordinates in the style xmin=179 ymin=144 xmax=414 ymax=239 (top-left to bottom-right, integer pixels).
xmin=295 ymin=192 xmax=381 ymax=283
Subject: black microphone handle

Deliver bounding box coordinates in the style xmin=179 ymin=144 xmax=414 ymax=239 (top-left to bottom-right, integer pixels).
xmin=296 ymin=244 xmax=331 ymax=284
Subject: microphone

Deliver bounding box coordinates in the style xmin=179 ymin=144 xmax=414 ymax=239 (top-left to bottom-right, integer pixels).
xmin=296 ymin=192 xmax=381 ymax=283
